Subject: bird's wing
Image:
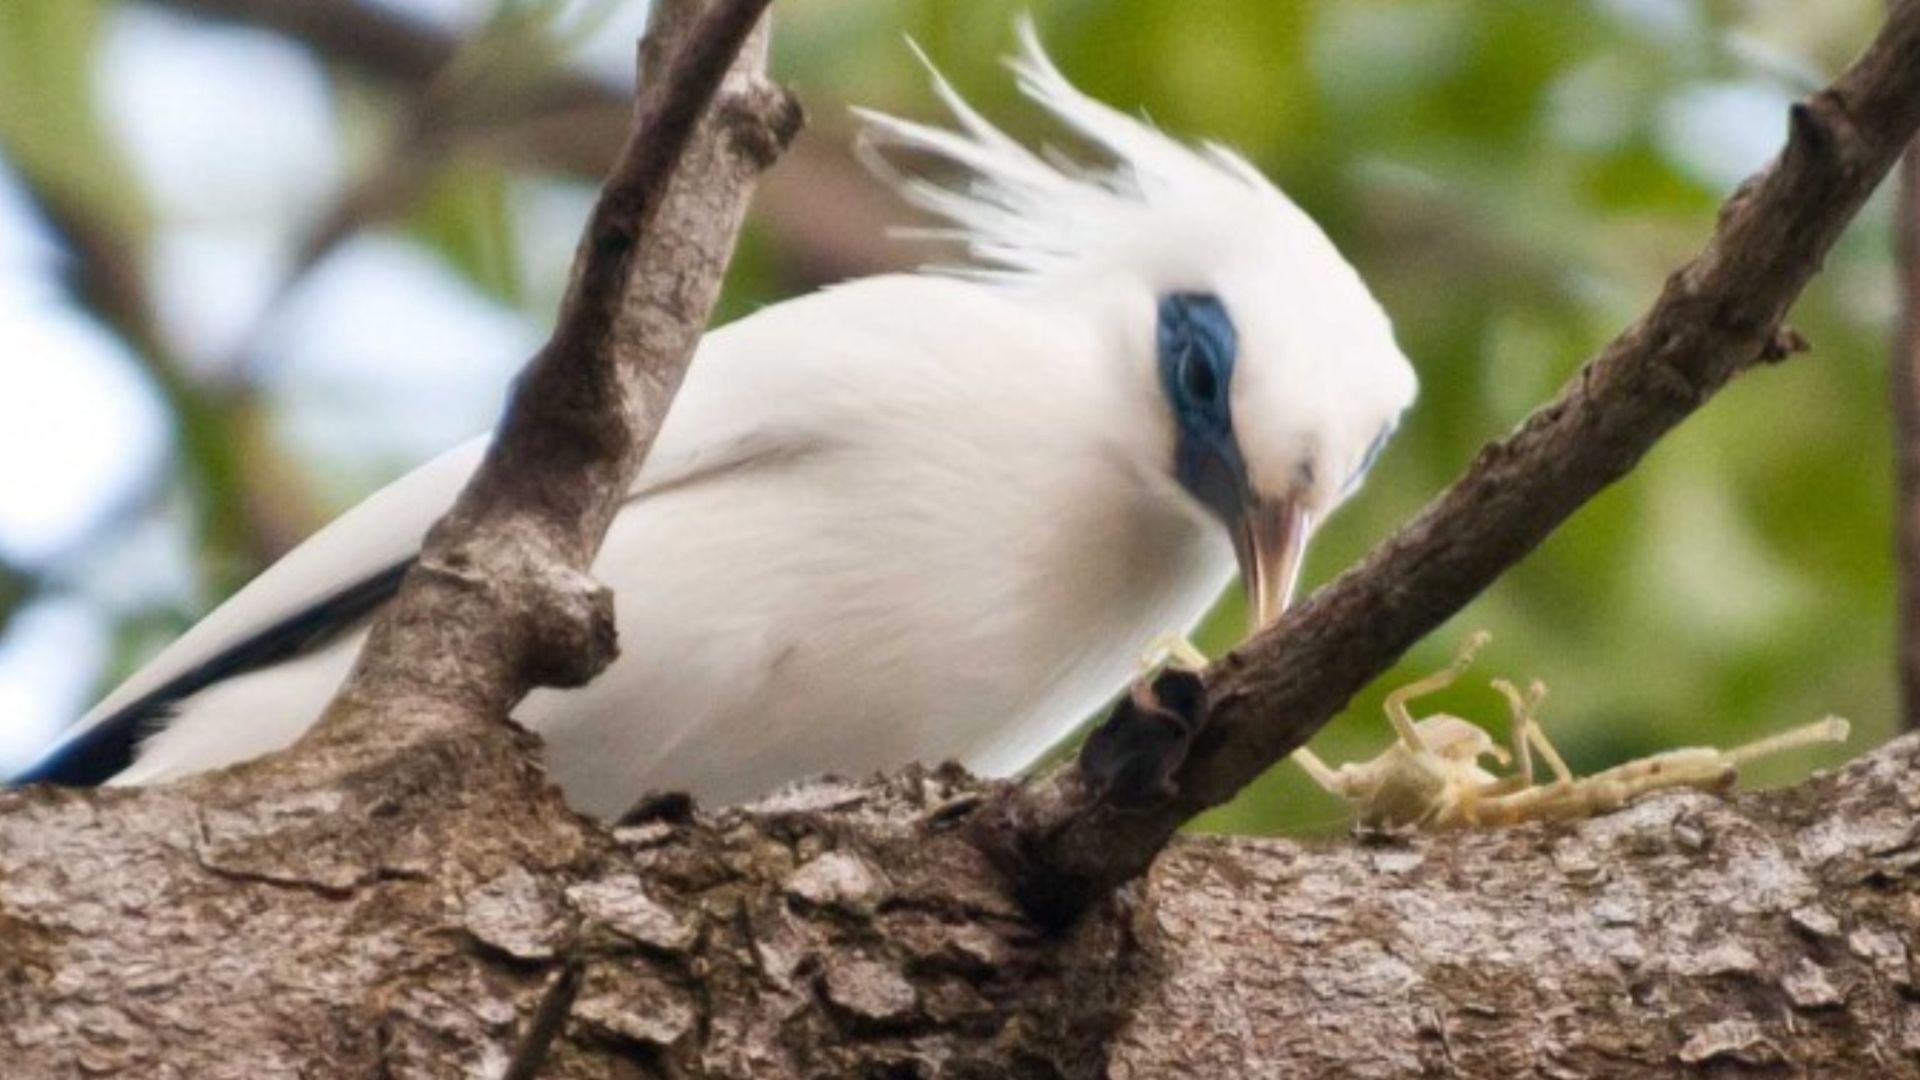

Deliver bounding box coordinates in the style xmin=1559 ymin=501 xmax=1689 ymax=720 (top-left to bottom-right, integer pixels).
xmin=11 ymin=561 xmax=415 ymax=784
xmin=16 ymin=420 xmax=823 ymax=785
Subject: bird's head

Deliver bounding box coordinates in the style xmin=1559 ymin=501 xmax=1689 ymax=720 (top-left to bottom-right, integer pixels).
xmin=859 ymin=20 xmax=1416 ymax=631
xmin=1134 ymin=221 xmax=1415 ymax=629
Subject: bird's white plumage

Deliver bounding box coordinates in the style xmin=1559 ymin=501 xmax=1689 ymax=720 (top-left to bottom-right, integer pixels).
xmin=860 ymin=22 xmax=1329 ymax=287
xmin=48 ymin=25 xmax=1417 ymax=816
xmin=110 ymin=277 xmax=1227 ymax=813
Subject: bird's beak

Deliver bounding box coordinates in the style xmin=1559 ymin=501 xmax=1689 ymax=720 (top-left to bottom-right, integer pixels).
xmin=1232 ymin=498 xmax=1312 ymax=631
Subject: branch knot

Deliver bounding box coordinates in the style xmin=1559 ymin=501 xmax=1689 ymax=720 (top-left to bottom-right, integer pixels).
xmin=517 ymin=564 xmax=618 ymax=689
xmin=719 ymin=80 xmax=804 ymax=169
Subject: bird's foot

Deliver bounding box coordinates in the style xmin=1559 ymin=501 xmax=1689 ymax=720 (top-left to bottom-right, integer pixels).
xmin=1081 ymin=646 xmax=1210 ymax=807
xmin=1138 ymin=632 xmax=1210 ymax=674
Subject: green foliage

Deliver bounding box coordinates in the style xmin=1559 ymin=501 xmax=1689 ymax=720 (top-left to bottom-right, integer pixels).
xmin=410 ymin=162 xmax=524 ymax=304
xmin=0 ymin=0 xmax=142 ymax=232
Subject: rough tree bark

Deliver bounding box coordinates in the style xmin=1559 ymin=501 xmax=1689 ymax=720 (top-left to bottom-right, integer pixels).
xmin=9 ymin=2 xmax=1920 ymax=1078
xmin=6 ymin=714 xmax=1920 ymax=1075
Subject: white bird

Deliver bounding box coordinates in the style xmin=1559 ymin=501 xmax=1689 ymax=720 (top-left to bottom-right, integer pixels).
xmin=17 ymin=25 xmax=1417 ymax=818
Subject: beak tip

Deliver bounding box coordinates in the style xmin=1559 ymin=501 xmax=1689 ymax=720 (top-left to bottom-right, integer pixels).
xmin=1236 ymin=499 xmax=1312 ymax=633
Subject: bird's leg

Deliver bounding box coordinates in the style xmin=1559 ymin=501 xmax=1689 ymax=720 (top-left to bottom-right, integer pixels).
xmin=1384 ymin=631 xmax=1491 ymax=754
xmin=1139 ymin=632 xmax=1210 ymax=673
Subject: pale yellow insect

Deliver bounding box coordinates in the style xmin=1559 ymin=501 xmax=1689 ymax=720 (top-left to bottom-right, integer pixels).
xmin=1287 ymin=631 xmax=1850 ymax=831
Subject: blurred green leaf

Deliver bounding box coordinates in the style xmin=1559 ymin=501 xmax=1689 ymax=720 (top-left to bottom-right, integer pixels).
xmin=0 ymin=0 xmax=143 ymax=231
xmin=409 ymin=162 xmax=523 ymax=304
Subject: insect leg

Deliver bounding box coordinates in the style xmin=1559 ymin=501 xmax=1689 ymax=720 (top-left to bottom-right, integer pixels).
xmin=1384 ymin=631 xmax=1491 ymax=752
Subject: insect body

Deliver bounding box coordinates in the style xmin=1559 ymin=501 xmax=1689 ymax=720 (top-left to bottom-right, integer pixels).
xmin=1291 ymin=632 xmax=1849 ymax=831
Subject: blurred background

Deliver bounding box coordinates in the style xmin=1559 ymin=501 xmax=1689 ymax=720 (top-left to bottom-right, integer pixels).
xmin=0 ymin=0 xmax=1900 ymax=833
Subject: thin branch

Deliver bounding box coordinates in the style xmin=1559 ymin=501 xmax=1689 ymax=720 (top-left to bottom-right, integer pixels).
xmin=143 ymin=0 xmax=633 ymax=169
xmin=144 ymin=0 xmax=916 ymax=286
xmin=140 ymin=0 xmax=626 ymax=307
xmin=977 ymin=0 xmax=1920 ymax=925
xmin=153 ymin=0 xmax=477 ymax=91
xmin=313 ymin=0 xmax=797 ymax=746
xmin=1 ymin=139 xmax=323 ymax=576
xmin=217 ymin=14 xmax=588 ymax=389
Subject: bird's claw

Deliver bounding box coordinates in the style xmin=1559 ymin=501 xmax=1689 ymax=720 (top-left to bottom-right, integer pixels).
xmin=1139 ymin=632 xmax=1210 ymax=675
xmin=1079 ymin=664 xmax=1209 ymax=807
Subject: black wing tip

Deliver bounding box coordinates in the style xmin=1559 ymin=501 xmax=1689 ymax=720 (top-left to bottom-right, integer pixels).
xmin=8 ymin=558 xmax=415 ymax=791
xmin=10 ymin=705 xmax=158 ymax=787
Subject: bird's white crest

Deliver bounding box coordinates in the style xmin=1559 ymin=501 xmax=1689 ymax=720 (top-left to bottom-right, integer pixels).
xmin=854 ymin=18 xmax=1327 ymax=287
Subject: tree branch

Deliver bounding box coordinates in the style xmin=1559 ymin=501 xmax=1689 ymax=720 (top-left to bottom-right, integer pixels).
xmin=313 ymin=0 xmax=796 ymax=755
xmin=5 ymin=703 xmax=1918 ymax=1074
xmin=143 ymin=0 xmax=626 ymax=142
xmin=154 ymin=0 xmax=492 ymax=93
xmin=2 ymin=119 xmax=325 ymax=575
xmin=144 ymin=0 xmax=917 ymax=286
xmin=977 ymin=0 xmax=1920 ymax=924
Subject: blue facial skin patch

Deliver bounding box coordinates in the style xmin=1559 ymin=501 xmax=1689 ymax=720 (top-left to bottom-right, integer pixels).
xmin=1157 ymin=292 xmax=1249 ymax=526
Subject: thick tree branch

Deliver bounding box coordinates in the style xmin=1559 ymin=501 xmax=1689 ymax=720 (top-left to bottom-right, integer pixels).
xmin=978 ymin=0 xmax=1920 ymax=924
xmin=5 ymin=710 xmax=1919 ymax=1074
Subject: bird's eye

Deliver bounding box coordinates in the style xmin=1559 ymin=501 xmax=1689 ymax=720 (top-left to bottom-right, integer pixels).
xmin=1180 ymin=351 xmax=1219 ymax=403
xmin=1157 ymin=292 xmax=1237 ymax=428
